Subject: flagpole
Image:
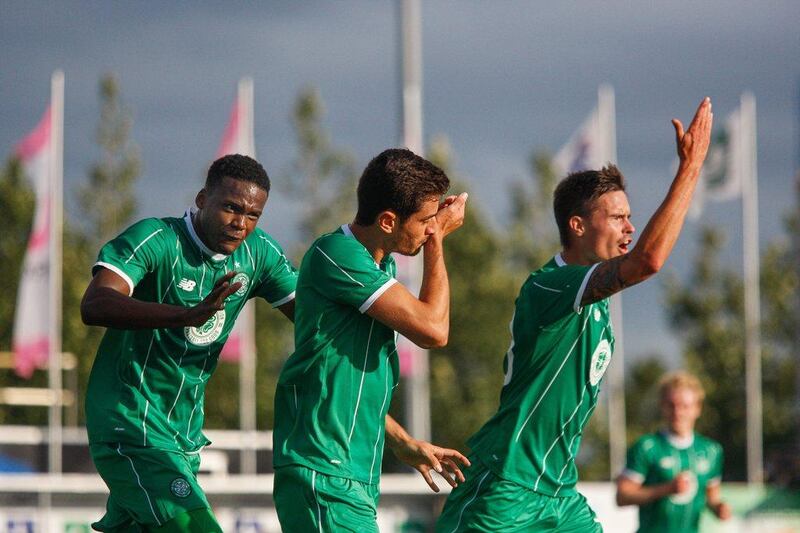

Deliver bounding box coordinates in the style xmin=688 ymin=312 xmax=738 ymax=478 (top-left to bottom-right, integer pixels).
xmin=237 ymin=77 xmax=258 ymax=475
xmin=795 ymin=79 xmax=800 ymax=459
xmin=741 ymin=92 xmax=763 ymax=484
xmin=399 ymin=0 xmax=431 ymax=442
xmin=48 ymin=69 xmax=64 ymax=475
xmin=599 ymin=84 xmax=627 ymax=479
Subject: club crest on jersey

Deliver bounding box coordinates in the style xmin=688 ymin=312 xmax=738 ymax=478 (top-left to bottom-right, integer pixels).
xmin=185 ymin=310 xmax=226 ymax=346
xmin=170 ymin=477 xmax=192 ymax=498
xmin=589 ymin=339 xmax=612 ymax=386
xmin=232 ymin=272 xmax=250 ymax=297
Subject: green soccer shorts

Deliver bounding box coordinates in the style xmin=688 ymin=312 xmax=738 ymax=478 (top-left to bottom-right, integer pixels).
xmin=435 ymin=458 xmax=603 ymax=533
xmin=89 ymin=443 xmax=219 ymax=532
xmin=274 ymin=465 xmax=381 ymax=533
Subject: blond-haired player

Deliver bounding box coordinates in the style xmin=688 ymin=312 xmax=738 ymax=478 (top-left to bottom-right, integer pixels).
xmin=616 ymin=371 xmax=731 ymax=532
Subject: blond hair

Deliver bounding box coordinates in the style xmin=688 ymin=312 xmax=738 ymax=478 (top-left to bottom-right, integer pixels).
xmin=658 ymin=371 xmax=706 ymax=403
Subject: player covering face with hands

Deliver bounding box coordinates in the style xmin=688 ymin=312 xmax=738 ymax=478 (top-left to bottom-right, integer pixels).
xmin=272 ymin=148 xmax=470 ymax=532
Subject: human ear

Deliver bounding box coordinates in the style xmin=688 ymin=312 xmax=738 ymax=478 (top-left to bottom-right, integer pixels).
xmin=195 ymin=189 xmax=207 ymax=209
xmin=569 ymin=215 xmax=585 ymax=237
xmin=377 ymin=211 xmax=397 ymax=235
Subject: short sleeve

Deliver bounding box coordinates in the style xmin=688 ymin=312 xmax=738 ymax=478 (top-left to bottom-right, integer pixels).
xmin=525 ymin=262 xmax=598 ymax=326
xmin=708 ymin=442 xmax=724 ymax=484
xmin=309 ymin=234 xmax=396 ymax=313
xmin=93 ymin=218 xmax=168 ymax=296
xmin=250 ymin=233 xmax=298 ymax=307
xmin=621 ymin=438 xmax=651 ymax=484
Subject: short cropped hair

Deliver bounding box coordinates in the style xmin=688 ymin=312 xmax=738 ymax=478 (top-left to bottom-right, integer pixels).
xmin=355 ymin=148 xmax=449 ymax=225
xmin=658 ymin=371 xmax=706 ymax=404
xmin=552 ymin=164 xmax=626 ymax=247
xmin=206 ymin=154 xmax=270 ymax=193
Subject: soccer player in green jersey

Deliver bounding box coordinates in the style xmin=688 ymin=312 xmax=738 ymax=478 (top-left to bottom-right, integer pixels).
xmin=436 ymin=98 xmax=714 ymax=532
xmin=273 ymin=148 xmax=471 ymax=532
xmin=81 ymin=154 xmax=297 ymax=532
xmin=616 ymin=371 xmax=731 ymax=532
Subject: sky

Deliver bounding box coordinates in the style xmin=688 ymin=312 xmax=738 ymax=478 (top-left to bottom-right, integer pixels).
xmin=1 ymin=1 xmax=798 ymax=367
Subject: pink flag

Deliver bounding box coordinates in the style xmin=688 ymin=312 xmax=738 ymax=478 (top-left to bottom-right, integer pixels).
xmin=215 ymin=94 xmax=242 ymax=160
xmin=13 ymin=106 xmax=53 ymax=378
xmin=217 ymin=83 xmax=256 ymax=363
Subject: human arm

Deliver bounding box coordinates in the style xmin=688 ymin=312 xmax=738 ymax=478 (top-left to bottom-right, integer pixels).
xmin=80 ymin=267 xmax=241 ymax=329
xmin=616 ymin=471 xmax=692 ymax=507
xmin=366 ymin=193 xmax=468 ymax=348
xmin=705 ymin=480 xmax=732 ymax=520
xmin=384 ymin=414 xmax=470 ymax=493
xmin=581 ymin=97 xmax=713 ymax=306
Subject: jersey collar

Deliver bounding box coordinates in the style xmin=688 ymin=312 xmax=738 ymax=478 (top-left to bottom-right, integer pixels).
xmin=554 ymin=253 xmax=567 ymax=267
xmin=341 ymin=223 xmax=355 ymax=239
xmin=184 ymin=208 xmax=229 ymax=263
xmin=662 ymin=429 xmax=695 ymax=449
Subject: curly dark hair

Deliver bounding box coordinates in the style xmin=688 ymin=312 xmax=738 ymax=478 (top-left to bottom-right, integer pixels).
xmin=205 ymin=154 xmax=270 ymax=193
xmin=553 ymin=164 xmax=626 ymax=247
xmin=355 ymin=148 xmax=449 ymax=225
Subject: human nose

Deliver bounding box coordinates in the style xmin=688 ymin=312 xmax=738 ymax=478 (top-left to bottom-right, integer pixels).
xmin=422 ymin=218 xmax=434 ymax=235
xmin=231 ymin=214 xmax=246 ymax=230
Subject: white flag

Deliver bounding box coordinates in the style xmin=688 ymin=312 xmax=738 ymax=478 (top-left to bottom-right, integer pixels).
xmin=12 ymin=106 xmax=53 ymax=378
xmin=689 ymin=106 xmax=746 ymax=217
xmin=218 ymin=80 xmax=256 ymax=363
xmin=553 ymin=85 xmax=616 ymax=177
xmin=553 ymin=107 xmax=603 ymax=176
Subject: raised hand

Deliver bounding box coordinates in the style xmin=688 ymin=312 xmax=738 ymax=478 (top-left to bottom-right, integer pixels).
xmin=435 ymin=192 xmax=469 ymax=238
xmin=184 ymin=271 xmax=242 ymax=326
xmin=672 ymin=97 xmax=714 ymax=172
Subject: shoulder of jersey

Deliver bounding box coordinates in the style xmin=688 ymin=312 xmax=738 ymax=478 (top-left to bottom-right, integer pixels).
xmin=313 ymin=229 xmax=357 ymax=251
xmin=128 ymin=216 xmax=172 ymax=231
xmin=694 ymin=433 xmax=721 ymax=449
xmin=531 ymin=259 xmax=557 ymax=276
xmin=636 ymin=432 xmax=661 ymax=450
xmin=244 ymin=226 xmax=271 ymax=245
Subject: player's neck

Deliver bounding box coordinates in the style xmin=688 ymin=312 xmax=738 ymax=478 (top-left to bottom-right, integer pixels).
xmin=348 ymin=222 xmax=387 ymax=264
xmin=189 ymin=210 xmax=219 ymax=256
xmin=560 ymin=246 xmax=594 ymax=266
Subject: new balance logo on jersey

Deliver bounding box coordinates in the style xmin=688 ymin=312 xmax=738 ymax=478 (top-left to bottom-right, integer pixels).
xmin=177 ymin=278 xmax=196 ymax=292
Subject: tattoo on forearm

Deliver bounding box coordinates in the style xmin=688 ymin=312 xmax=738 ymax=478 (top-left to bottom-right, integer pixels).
xmin=581 ymin=255 xmax=634 ymax=306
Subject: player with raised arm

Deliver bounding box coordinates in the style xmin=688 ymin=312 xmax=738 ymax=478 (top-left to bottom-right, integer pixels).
xmin=272 ymin=148 xmax=471 ymax=532
xmin=435 ymin=98 xmax=713 ymax=532
xmin=81 ymin=154 xmax=297 ymax=532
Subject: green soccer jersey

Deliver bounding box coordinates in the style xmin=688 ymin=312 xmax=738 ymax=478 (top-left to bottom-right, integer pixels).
xmin=467 ymin=254 xmax=615 ymax=497
xmin=85 ymin=210 xmax=297 ymax=453
xmin=623 ymin=431 xmax=723 ymax=533
xmin=273 ymin=224 xmax=399 ymax=485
